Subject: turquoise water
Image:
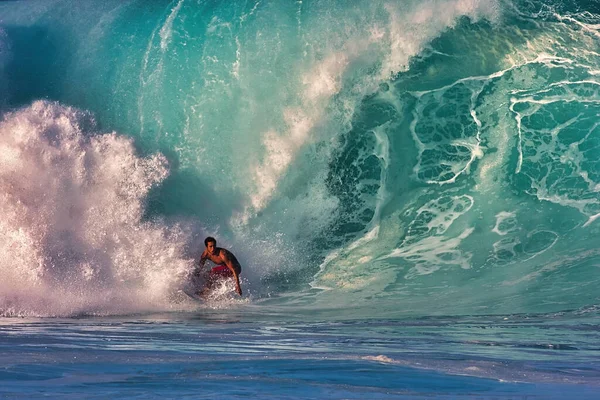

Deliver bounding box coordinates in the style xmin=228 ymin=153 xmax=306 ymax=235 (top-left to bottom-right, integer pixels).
xmin=0 ymin=0 xmax=599 ymax=397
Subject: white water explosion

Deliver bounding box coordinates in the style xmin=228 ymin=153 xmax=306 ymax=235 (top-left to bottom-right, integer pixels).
xmin=0 ymin=101 xmax=192 ymax=317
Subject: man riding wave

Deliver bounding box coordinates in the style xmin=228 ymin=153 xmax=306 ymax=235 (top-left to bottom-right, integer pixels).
xmin=195 ymin=237 xmax=243 ymax=296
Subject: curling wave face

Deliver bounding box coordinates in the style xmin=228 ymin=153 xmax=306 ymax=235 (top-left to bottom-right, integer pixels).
xmin=0 ymin=0 xmax=599 ymax=317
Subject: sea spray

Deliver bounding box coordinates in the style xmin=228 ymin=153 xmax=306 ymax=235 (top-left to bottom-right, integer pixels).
xmin=0 ymin=101 xmax=192 ymax=317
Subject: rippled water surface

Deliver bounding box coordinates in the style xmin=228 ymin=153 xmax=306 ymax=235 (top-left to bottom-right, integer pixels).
xmin=1 ymin=310 xmax=599 ymax=398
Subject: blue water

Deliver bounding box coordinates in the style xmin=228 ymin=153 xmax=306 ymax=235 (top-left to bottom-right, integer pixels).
xmin=2 ymin=312 xmax=599 ymax=399
xmin=1 ymin=0 xmax=600 ymax=397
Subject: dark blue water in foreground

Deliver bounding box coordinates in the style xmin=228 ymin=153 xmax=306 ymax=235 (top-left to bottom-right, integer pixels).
xmin=1 ymin=310 xmax=599 ymax=398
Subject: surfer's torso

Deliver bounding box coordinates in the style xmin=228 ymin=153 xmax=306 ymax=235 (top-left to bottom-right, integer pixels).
xmin=202 ymin=247 xmax=242 ymax=274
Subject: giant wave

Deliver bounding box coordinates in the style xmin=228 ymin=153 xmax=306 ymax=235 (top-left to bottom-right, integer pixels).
xmin=0 ymin=0 xmax=599 ymax=318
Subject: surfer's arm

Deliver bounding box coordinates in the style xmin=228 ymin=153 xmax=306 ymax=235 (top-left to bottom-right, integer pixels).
xmin=221 ymin=251 xmax=242 ymax=296
xmin=198 ymin=250 xmax=208 ymax=267
xmin=191 ymin=252 xmax=204 ymax=279
xmin=194 ymin=250 xmax=208 ymax=278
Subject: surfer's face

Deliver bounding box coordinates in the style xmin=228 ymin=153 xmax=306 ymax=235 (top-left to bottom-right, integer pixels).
xmin=207 ymin=242 xmax=216 ymax=254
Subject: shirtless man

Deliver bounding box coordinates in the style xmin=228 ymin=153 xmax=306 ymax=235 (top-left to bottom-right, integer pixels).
xmin=196 ymin=237 xmax=242 ymax=296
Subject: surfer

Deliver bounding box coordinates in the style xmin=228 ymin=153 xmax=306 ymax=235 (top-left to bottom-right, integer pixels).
xmin=195 ymin=237 xmax=243 ymax=296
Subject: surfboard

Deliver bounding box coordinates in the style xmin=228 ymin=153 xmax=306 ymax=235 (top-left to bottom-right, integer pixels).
xmin=182 ymin=286 xmax=209 ymax=301
xmin=168 ymin=278 xmax=206 ymax=303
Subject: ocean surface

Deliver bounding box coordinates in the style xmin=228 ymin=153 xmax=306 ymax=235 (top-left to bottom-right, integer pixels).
xmin=0 ymin=0 xmax=599 ymax=397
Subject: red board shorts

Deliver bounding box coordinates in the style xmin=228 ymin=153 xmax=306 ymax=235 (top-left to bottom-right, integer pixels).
xmin=210 ymin=265 xmax=233 ymax=279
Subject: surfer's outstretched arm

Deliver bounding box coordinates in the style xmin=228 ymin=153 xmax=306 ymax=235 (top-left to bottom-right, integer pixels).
xmin=221 ymin=251 xmax=242 ymax=296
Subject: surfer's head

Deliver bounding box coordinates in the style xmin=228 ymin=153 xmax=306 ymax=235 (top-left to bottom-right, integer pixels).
xmin=204 ymin=236 xmax=217 ymax=254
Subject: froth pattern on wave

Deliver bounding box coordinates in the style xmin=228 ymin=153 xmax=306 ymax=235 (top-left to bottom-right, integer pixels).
xmin=510 ymin=74 xmax=600 ymax=226
xmin=270 ymin=0 xmax=499 ymax=254
xmin=0 ymin=101 xmax=192 ymax=317
xmin=324 ymin=121 xmax=392 ymax=249
xmin=311 ymin=6 xmax=600 ymax=303
xmin=411 ymin=81 xmax=484 ymax=184
xmin=491 ymin=228 xmax=559 ymax=266
xmin=247 ymin=0 xmax=499 ymax=213
xmin=492 ymin=211 xmax=518 ymax=236
xmin=314 ymin=194 xmax=476 ymax=289
xmin=384 ymin=194 xmax=475 ymax=278
xmin=488 ymin=210 xmax=561 ymax=265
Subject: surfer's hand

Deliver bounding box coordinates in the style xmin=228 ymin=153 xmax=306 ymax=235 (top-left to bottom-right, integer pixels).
xmin=236 ymin=285 xmax=242 ymax=296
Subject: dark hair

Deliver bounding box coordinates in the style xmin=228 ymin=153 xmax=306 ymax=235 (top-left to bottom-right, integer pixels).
xmin=204 ymin=236 xmax=217 ymax=247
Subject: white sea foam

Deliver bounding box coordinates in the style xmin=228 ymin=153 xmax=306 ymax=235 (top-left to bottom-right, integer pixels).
xmin=492 ymin=236 xmax=521 ymax=262
xmin=382 ymin=0 xmax=499 ymax=78
xmin=379 ymin=195 xmax=475 ymax=277
xmin=160 ymin=0 xmax=184 ymax=51
xmin=363 ymin=355 xmax=397 ymax=364
xmin=492 ymin=211 xmax=518 ymax=236
xmin=0 ymin=101 xmax=193 ymax=317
